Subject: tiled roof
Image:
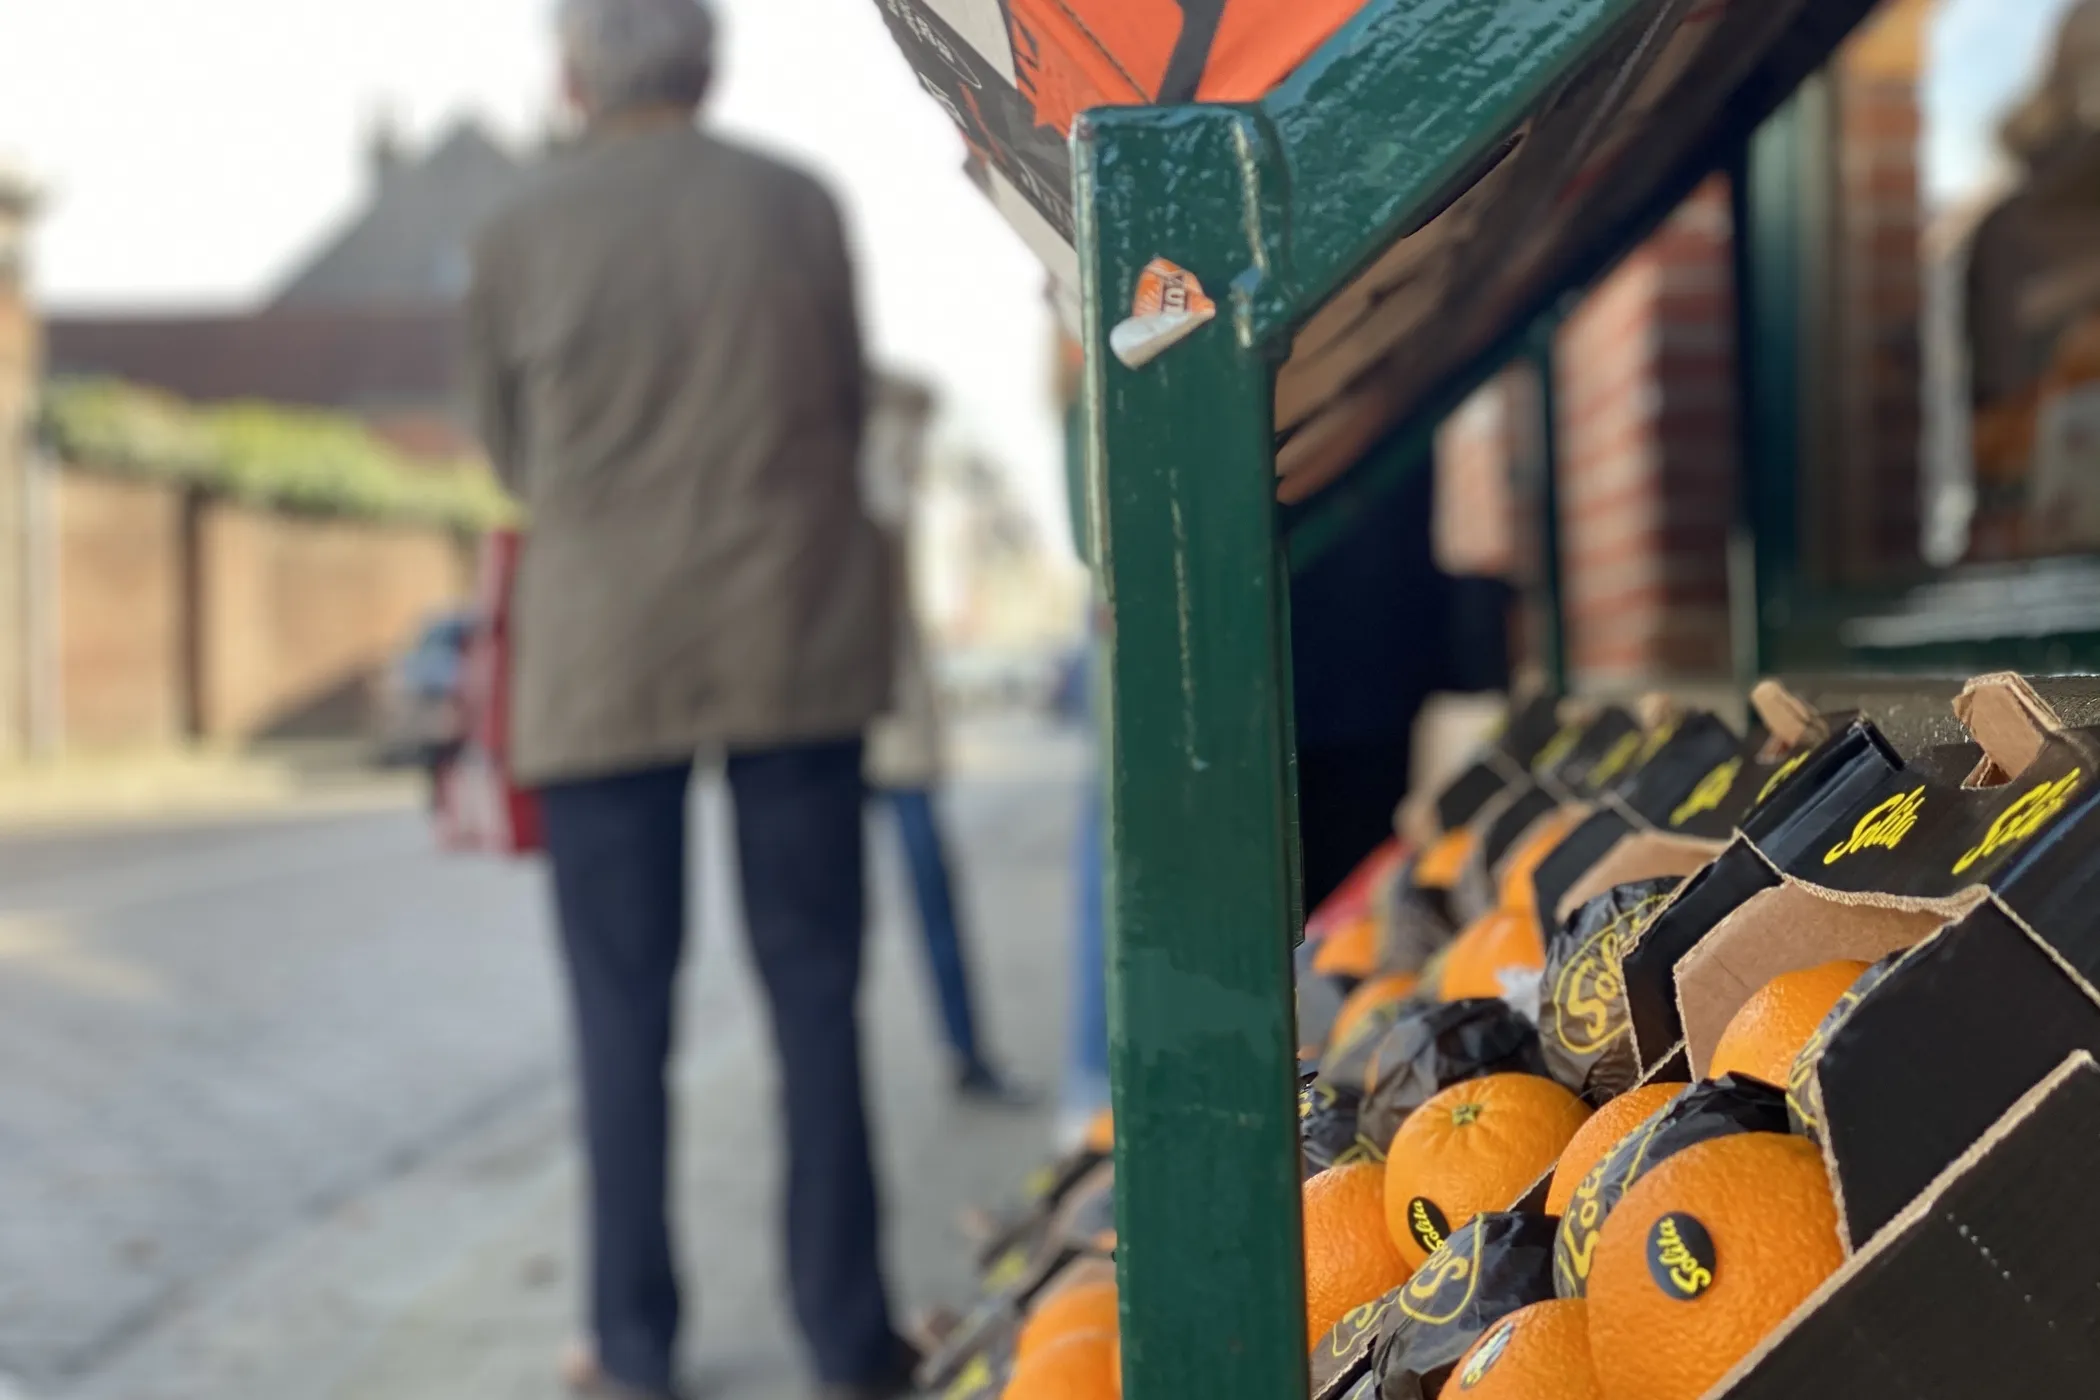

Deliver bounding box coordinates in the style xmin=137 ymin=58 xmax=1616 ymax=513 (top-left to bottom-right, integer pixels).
xmin=271 ymin=119 xmax=534 ymax=309
xmin=45 ymin=307 xmax=463 ymax=412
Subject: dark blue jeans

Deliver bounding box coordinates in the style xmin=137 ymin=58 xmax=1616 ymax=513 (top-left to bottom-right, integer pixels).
xmin=880 ymin=787 xmax=983 ymax=1072
xmin=538 ymin=741 xmax=901 ymax=1391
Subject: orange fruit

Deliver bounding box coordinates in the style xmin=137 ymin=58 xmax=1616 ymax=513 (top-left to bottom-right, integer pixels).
xmin=1313 ymin=914 xmax=1383 ymax=979
xmin=1707 ymin=961 xmax=1871 ymax=1086
xmin=1330 ymin=972 xmax=1422 ymax=1048
xmin=1438 ymin=1297 xmax=1604 ymax=1400
xmin=1016 ymin=1278 xmax=1119 ymax=1361
xmin=1438 ymin=910 xmax=1547 ymax=1002
xmin=1035 ymin=1255 xmax=1117 ymax=1304
xmin=1587 ymin=1133 xmax=1843 ymax=1400
xmin=1415 ymin=828 xmax=1475 ymax=891
xmin=1497 ymin=810 xmax=1581 ymax=915
xmin=1302 ymin=1162 xmax=1413 ymax=1350
xmin=1003 ymin=1328 xmax=1119 ymax=1400
xmin=1083 ymin=1108 xmax=1114 ymax=1155
xmin=1544 ymin=1083 xmax=1685 ymax=1217
xmin=1384 ymin=1074 xmax=1592 ymax=1268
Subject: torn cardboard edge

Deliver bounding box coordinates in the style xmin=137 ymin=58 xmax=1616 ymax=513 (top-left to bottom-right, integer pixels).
xmin=1711 ymin=1051 xmax=2100 ymax=1399
xmin=1748 ymin=678 xmax=1827 ymax=749
xmin=1551 ymin=832 xmax=1724 ymax=932
xmin=1667 ymin=815 xmax=2100 ymax=1251
xmin=1952 ymin=669 xmax=2067 ymax=785
xmin=1673 ymin=880 xmax=1984 ymax=1082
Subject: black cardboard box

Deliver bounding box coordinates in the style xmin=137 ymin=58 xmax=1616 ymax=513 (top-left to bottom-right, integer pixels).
xmin=1717 ymin=1052 xmax=2100 ymax=1398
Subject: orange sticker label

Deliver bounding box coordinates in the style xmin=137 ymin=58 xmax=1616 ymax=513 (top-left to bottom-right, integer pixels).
xmin=1109 ymin=257 xmax=1218 ymax=368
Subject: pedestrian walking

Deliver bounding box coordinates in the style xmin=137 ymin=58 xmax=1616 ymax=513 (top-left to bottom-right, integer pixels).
xmin=862 ymin=376 xmax=1031 ymax=1105
xmin=465 ymin=2 xmax=914 ymax=1396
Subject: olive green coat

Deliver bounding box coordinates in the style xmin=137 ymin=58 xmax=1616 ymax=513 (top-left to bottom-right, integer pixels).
xmin=467 ymin=117 xmax=893 ymax=785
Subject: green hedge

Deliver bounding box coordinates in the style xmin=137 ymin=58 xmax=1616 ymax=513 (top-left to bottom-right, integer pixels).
xmin=39 ymin=378 xmax=519 ymax=532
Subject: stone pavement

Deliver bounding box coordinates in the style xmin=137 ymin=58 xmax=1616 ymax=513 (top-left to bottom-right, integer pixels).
xmin=5 ymin=720 xmax=1085 ymax=1400
xmin=0 ymin=744 xmax=418 ymax=835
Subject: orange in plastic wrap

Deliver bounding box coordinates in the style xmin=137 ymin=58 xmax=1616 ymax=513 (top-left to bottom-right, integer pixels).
xmin=1438 ymin=1297 xmax=1605 ymax=1399
xmin=1414 ymin=827 xmax=1476 ymax=891
xmin=1082 ymin=1108 xmax=1114 ymax=1156
xmin=1302 ymin=1161 xmax=1413 ymax=1351
xmin=1437 ymin=910 xmax=1546 ymax=1002
xmin=1586 ymin=1133 xmax=1843 ymax=1400
xmin=1383 ymin=1074 xmax=1592 ymax=1269
xmin=1003 ymin=1327 xmax=1120 ymax=1400
xmin=1707 ymin=961 xmax=1871 ymax=1087
xmin=1545 ymin=1082 xmax=1686 ymax=1217
xmin=1330 ymin=972 xmax=1422 ymax=1048
xmin=1497 ymin=811 xmax=1582 ymax=916
xmin=1016 ymin=1279 xmax=1120 ymax=1362
xmin=1313 ymin=914 xmax=1383 ymax=980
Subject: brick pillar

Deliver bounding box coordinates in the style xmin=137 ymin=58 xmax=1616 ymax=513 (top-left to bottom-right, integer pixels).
xmin=1825 ymin=0 xmax=1930 ymax=582
xmin=0 ymin=168 xmax=39 ymax=760
xmin=1554 ymin=179 xmax=1740 ymax=688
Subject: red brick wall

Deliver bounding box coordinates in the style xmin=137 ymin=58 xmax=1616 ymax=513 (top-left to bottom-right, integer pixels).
xmin=54 ymin=473 xmax=187 ymax=748
xmin=1554 ymin=179 xmax=1740 ymax=686
xmin=195 ymin=505 xmax=469 ymax=743
xmin=1826 ymin=0 xmax=1927 ymax=581
xmin=48 ymin=469 xmax=470 ymax=748
xmin=1428 ymin=0 xmax=1927 ymax=688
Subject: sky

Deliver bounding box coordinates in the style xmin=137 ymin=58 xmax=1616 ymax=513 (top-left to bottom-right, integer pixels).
xmin=1924 ymin=0 xmax=2077 ymax=203
xmin=0 ymin=0 xmax=1069 ymax=544
xmin=0 ymin=0 xmax=2082 ymax=543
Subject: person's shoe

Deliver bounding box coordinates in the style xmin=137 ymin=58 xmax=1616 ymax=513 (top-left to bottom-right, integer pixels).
xmin=562 ymin=1341 xmax=684 ymax=1400
xmin=954 ymin=1062 xmax=1040 ymax=1109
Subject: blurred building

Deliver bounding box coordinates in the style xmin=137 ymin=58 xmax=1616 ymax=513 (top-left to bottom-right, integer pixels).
xmin=1435 ymin=0 xmax=1935 ymax=691
xmin=0 ymin=160 xmax=40 ymax=759
xmin=45 ymin=119 xmax=533 ymax=457
xmin=920 ymin=443 xmax=1085 ymax=653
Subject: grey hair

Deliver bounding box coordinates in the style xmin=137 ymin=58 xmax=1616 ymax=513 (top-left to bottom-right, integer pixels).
xmin=557 ymin=0 xmax=716 ymax=117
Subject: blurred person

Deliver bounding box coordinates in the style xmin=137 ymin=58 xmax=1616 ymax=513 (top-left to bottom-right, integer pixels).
xmin=465 ymin=2 xmax=913 ymax=1396
xmin=862 ymin=374 xmax=1030 ymax=1105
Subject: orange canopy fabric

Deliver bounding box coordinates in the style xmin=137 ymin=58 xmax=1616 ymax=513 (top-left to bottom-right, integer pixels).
xmin=876 ymin=0 xmax=1370 ymax=252
xmin=1005 ymin=0 xmax=1370 ymax=135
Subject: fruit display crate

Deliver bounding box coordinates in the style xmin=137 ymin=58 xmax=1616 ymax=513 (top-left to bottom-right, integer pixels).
xmin=1057 ymin=4 xmax=2100 ymax=1400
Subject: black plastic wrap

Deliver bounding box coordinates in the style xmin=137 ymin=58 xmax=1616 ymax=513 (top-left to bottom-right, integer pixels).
xmin=1540 ymin=878 xmax=1683 ymax=1104
xmin=1301 ymin=993 xmax=1433 ymax=1174
xmin=1299 ymin=959 xmax=1354 ymax=1074
xmin=1301 ymin=1075 xmax=1374 ymax=1178
xmin=1553 ymin=1075 xmax=1790 ymax=1297
xmin=1370 ymin=1211 xmax=1560 ymax=1400
xmin=1355 ymin=1000 xmax=1550 ymax=1152
xmin=1382 ymin=876 xmax=1459 ymax=977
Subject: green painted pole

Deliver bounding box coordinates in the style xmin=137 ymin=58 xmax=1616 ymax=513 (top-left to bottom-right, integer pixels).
xmin=1075 ymin=104 xmax=1308 ymax=1400
xmin=1729 ymin=81 xmax=1824 ymax=682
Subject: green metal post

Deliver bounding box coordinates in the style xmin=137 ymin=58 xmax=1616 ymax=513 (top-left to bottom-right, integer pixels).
xmin=1729 ymin=80 xmax=1826 ymax=682
xmin=1076 ymin=105 xmax=1308 ymax=1400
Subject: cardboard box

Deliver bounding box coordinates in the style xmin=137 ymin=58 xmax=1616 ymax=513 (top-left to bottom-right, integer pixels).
xmin=1654 ymin=675 xmax=2100 ymax=1256
xmin=1717 ymin=1052 xmax=2100 ymax=1398
xmin=1445 ymin=704 xmax=1643 ymax=929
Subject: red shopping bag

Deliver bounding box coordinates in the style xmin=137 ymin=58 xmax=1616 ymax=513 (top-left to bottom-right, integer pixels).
xmin=434 ymin=529 xmax=542 ymax=855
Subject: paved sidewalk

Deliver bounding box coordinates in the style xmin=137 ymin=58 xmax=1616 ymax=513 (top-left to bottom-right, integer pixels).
xmin=36 ymin=721 xmax=1084 ymax=1400
xmin=0 ymin=745 xmax=418 ymax=834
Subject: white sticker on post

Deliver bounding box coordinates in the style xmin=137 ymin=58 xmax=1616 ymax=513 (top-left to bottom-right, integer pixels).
xmin=1109 ymin=257 xmax=1217 ymax=369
